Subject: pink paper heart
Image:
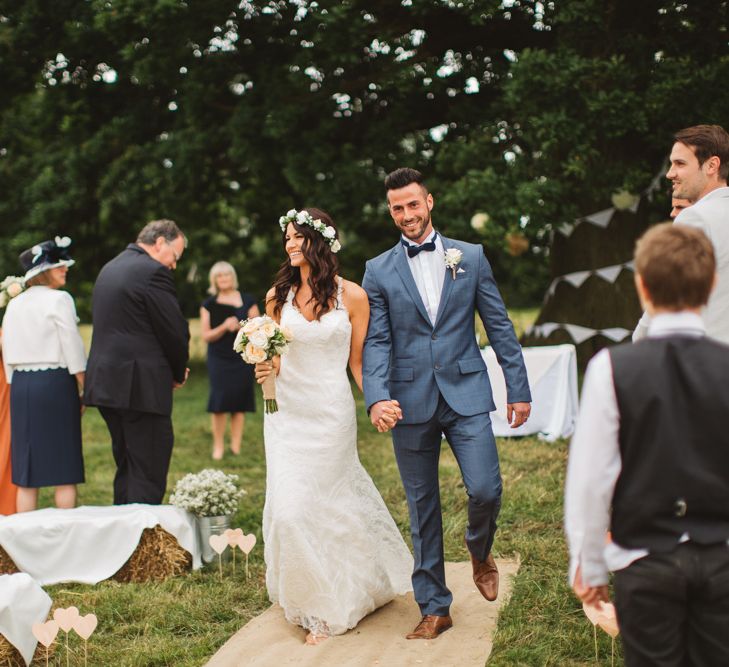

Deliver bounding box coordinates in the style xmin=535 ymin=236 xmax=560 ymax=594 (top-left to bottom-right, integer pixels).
xmin=209 ymin=534 xmax=229 ymax=555
xmin=53 ymin=607 xmax=80 ymax=633
xmin=582 ymin=601 xmax=602 ymax=626
xmin=236 ymin=533 xmax=256 ymax=555
xmin=224 ymin=528 xmax=244 ymax=547
xmin=32 ymin=620 xmax=59 ymax=647
xmin=597 ymin=602 xmax=620 ymax=638
xmin=73 ymin=613 xmax=98 ymax=640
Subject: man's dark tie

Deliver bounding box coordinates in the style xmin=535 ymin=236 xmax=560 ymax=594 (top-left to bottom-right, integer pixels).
xmin=402 ymin=236 xmax=437 ymax=258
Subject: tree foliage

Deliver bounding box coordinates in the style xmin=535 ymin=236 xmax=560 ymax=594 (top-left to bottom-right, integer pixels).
xmin=0 ymin=1 xmax=727 ymax=316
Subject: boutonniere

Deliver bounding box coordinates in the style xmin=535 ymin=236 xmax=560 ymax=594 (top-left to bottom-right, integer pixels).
xmin=444 ymin=248 xmax=463 ymax=280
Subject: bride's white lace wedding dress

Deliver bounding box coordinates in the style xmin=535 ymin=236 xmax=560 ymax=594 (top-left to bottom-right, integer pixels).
xmin=263 ymin=280 xmax=413 ymax=636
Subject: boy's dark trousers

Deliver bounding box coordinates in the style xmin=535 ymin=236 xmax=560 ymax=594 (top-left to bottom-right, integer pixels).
xmin=613 ymin=541 xmax=729 ymax=667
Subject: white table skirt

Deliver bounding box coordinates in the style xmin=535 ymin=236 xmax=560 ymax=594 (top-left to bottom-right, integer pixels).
xmin=482 ymin=344 xmax=578 ymax=441
xmin=0 ymin=573 xmax=51 ymax=666
xmin=0 ymin=504 xmax=202 ymax=586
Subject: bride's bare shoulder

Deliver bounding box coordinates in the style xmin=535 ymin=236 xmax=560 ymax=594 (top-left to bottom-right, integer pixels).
xmin=340 ymin=279 xmax=368 ymax=307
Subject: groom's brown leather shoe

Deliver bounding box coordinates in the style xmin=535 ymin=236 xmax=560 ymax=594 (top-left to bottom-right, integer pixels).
xmin=471 ymin=552 xmax=499 ymax=601
xmin=405 ymin=614 xmax=453 ymax=640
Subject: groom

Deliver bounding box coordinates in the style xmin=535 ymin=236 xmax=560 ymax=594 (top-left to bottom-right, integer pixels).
xmin=362 ymin=168 xmax=531 ymax=640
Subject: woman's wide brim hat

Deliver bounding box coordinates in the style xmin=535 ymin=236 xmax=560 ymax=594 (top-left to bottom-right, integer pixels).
xmin=19 ymin=236 xmax=75 ymax=282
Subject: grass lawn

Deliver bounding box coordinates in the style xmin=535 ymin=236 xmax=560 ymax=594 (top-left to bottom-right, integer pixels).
xmin=28 ymin=311 xmax=621 ymax=666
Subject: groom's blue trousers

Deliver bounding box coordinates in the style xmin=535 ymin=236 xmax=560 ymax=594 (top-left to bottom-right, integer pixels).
xmin=391 ymin=393 xmax=501 ymax=617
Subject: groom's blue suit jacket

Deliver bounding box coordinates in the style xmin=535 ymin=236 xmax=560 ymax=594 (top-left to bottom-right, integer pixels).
xmin=362 ymin=235 xmax=531 ymax=425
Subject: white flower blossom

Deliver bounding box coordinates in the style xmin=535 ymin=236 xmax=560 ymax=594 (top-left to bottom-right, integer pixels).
xmin=444 ymin=248 xmax=463 ymax=268
xmin=169 ymin=469 xmax=246 ymax=517
xmin=330 ymin=240 xmax=341 ymax=253
xmin=322 ymin=226 xmax=336 ymax=239
xmin=248 ymin=330 xmax=268 ymax=348
xmin=244 ymin=342 xmax=267 ymax=363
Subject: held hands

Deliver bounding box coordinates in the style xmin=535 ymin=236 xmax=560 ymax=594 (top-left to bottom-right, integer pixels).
xmin=370 ymin=400 xmax=403 ymax=433
xmin=507 ymin=401 xmax=531 ymax=429
xmin=572 ymin=565 xmax=610 ymax=608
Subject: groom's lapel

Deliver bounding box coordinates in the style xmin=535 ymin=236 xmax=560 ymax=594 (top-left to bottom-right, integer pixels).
xmin=434 ymin=236 xmax=457 ymax=328
xmin=392 ymin=244 xmax=432 ymax=327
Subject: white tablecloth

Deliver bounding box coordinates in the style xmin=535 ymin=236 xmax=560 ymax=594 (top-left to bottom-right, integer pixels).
xmin=482 ymin=344 xmax=578 ymax=441
xmin=0 ymin=573 xmax=51 ymax=666
xmin=0 ymin=504 xmax=201 ymax=586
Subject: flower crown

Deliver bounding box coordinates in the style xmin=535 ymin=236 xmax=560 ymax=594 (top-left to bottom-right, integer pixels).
xmin=278 ymin=209 xmax=341 ymax=254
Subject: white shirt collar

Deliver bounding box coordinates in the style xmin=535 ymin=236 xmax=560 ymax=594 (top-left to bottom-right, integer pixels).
xmin=647 ymin=311 xmax=706 ymax=338
xmin=696 ymin=185 xmax=729 ymax=203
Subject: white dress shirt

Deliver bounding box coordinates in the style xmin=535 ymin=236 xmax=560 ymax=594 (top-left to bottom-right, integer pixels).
xmin=1 ymin=285 xmax=86 ymax=383
xmin=565 ymin=312 xmax=705 ymax=587
xmin=402 ymin=230 xmax=446 ymax=326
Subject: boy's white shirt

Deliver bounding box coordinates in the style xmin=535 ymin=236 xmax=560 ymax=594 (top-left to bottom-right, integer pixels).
xmin=565 ymin=311 xmax=706 ymax=587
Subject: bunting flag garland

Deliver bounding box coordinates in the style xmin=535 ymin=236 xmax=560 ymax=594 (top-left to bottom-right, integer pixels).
xmin=527 ymin=322 xmax=632 ymax=345
xmin=544 ymin=261 xmax=634 ymax=300
xmin=554 ymin=167 xmax=665 ymax=238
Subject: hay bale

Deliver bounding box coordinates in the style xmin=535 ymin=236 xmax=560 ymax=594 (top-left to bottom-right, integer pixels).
xmin=112 ymin=525 xmax=192 ymax=583
xmin=0 ymin=628 xmax=56 ymax=666
xmin=0 ymin=635 xmax=23 ymax=667
xmin=0 ymin=544 xmax=19 ymax=575
xmin=0 ymin=525 xmax=191 ymax=584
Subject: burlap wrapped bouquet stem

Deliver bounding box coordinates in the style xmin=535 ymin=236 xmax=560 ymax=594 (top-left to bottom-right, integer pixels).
xmin=0 ymin=525 xmax=191 ymax=583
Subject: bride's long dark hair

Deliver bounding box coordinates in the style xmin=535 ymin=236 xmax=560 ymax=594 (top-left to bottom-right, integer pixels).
xmin=269 ymin=207 xmax=340 ymax=321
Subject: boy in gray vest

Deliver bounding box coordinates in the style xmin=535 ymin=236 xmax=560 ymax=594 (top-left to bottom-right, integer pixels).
xmin=566 ymin=222 xmax=729 ymax=666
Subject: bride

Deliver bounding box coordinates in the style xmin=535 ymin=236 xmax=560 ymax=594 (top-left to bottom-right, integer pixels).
xmin=255 ymin=208 xmax=413 ymax=644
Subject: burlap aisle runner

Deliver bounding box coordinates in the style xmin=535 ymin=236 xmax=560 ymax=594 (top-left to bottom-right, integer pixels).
xmin=206 ymin=559 xmax=519 ymax=667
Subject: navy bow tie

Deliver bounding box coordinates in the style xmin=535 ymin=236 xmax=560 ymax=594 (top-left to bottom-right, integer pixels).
xmin=402 ymin=234 xmax=438 ymax=258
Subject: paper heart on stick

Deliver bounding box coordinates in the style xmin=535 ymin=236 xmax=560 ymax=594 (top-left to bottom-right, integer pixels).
xmin=209 ymin=534 xmax=229 ymax=555
xmin=236 ymin=533 xmax=256 ymax=555
xmin=53 ymin=607 xmax=80 ymax=633
xmin=582 ymin=601 xmax=620 ymax=638
xmin=73 ymin=613 xmax=98 ymax=640
xmin=224 ymin=528 xmax=244 ymax=547
xmin=32 ymin=620 xmax=59 ymax=647
xmin=582 ymin=601 xmax=602 ymax=626
xmin=597 ymin=602 xmax=620 ymax=638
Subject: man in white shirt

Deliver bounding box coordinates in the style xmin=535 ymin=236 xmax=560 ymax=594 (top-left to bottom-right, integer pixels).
xmin=634 ymin=124 xmax=729 ymax=343
xmin=566 ymin=223 xmax=729 ymax=666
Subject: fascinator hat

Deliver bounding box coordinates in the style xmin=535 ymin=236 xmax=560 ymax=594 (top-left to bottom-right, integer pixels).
xmin=19 ymin=236 xmax=75 ymax=282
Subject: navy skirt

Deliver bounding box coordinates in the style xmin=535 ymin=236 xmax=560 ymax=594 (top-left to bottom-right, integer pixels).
xmin=206 ymin=354 xmax=256 ymax=414
xmin=10 ymin=368 xmax=84 ymax=487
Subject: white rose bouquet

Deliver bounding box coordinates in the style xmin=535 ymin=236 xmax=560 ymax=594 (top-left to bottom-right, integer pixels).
xmin=169 ymin=469 xmax=246 ymax=517
xmin=233 ymin=314 xmax=293 ymax=413
xmin=0 ymin=275 xmax=24 ymax=308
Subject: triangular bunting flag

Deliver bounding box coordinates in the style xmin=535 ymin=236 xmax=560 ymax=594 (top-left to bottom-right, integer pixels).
xmin=595 ymin=265 xmax=623 ymax=283
xmin=557 ymin=222 xmax=575 ymax=237
xmin=599 ymin=327 xmax=632 ymax=342
xmin=585 ymin=207 xmax=615 ymax=228
xmin=563 ymin=323 xmax=597 ymax=345
xmin=536 ymin=322 xmax=560 ymax=338
xmin=563 ymin=271 xmax=592 ymax=289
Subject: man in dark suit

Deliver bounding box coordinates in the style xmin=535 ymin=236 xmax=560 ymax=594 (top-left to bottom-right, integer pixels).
xmin=85 ymin=220 xmax=190 ymax=504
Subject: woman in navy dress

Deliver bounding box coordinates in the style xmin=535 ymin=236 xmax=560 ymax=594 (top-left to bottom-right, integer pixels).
xmin=1 ymin=237 xmax=86 ymax=512
xmin=200 ymin=261 xmax=259 ymax=460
